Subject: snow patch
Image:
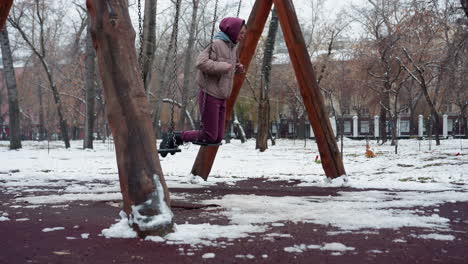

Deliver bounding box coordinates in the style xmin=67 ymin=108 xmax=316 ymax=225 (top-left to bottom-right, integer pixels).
xmin=42 ymin=227 xmax=65 ymax=232
xmin=101 ymin=211 xmax=137 ymax=238
xmin=321 ymin=242 xmax=355 ymax=251
xmin=165 ymin=223 xmax=266 ymax=246
xmin=202 ymin=253 xmax=215 ymax=259
xmin=235 ymin=254 xmax=255 ymax=259
xmin=284 ymin=243 xmax=348 ymax=254
xmin=145 ymin=236 xmax=165 ymax=242
xmin=415 ymin=233 xmax=455 ymax=241
xmin=204 ymin=191 xmax=462 ymax=231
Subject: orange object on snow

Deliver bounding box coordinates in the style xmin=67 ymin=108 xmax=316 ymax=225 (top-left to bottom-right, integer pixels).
xmin=365 ymin=144 xmax=376 ymax=158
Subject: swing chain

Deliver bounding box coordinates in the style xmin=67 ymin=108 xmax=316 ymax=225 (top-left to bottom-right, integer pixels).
xmin=169 ymin=0 xmax=182 ymax=137
xmin=210 ymin=0 xmax=219 ymax=45
xmin=236 ymin=0 xmax=242 ymax=18
xmin=198 ymin=0 xmax=219 ymax=140
xmin=138 ymin=0 xmax=144 ymax=81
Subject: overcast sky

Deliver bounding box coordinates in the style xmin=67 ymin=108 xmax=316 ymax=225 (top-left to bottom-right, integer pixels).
xmin=126 ymin=0 xmax=368 ymax=39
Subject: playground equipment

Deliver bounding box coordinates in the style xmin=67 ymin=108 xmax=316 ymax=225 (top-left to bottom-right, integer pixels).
xmin=0 ymin=0 xmax=346 ymax=236
xmin=190 ymin=0 xmax=346 ymax=180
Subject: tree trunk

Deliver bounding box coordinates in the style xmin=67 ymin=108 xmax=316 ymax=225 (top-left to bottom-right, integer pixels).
xmin=0 ymin=26 xmax=21 ymax=149
xmin=178 ymin=0 xmax=199 ymax=129
xmin=268 ymin=128 xmax=276 ymax=145
xmin=340 ymin=115 xmax=344 ymax=157
xmin=409 ymin=103 xmax=417 ymax=136
xmin=83 ymin=18 xmax=96 ymax=149
xmin=256 ymin=101 xmax=269 ymax=151
xmin=37 ymin=82 xmax=46 ymax=141
xmin=257 ymin=8 xmax=278 ymax=152
xmin=87 ymin=0 xmax=173 ymax=236
xmin=50 ymin=82 xmax=71 ymax=148
xmin=233 ymin=111 xmax=246 ymax=143
xmin=141 ymin=0 xmax=157 ymax=91
xmin=433 ymin=112 xmax=441 ymax=145
xmin=464 ymin=115 xmax=468 ymax=139
xmin=421 ymin=82 xmax=441 ymax=145
xmin=379 ymin=91 xmax=389 ymax=143
xmin=391 ymin=116 xmax=398 ymax=153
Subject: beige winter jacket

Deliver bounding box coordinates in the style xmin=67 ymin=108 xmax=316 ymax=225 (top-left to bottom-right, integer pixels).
xmin=195 ymin=39 xmax=237 ymax=99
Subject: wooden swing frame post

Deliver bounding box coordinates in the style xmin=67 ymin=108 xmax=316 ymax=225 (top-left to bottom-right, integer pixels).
xmin=86 ymin=0 xmax=173 ymax=236
xmin=191 ymin=0 xmax=346 ymax=179
xmin=0 ymin=0 xmax=13 ymax=30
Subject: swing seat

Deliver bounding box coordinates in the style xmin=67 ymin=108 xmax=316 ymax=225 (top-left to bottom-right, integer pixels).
xmin=192 ymin=141 xmax=222 ymax=147
xmin=158 ymin=147 xmax=181 ymax=157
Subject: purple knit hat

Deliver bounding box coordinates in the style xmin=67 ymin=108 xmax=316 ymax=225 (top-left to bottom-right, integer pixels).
xmin=219 ymin=17 xmax=245 ymax=44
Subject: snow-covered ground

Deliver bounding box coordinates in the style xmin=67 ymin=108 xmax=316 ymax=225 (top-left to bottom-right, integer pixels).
xmin=1 ymin=138 xmax=467 ymax=250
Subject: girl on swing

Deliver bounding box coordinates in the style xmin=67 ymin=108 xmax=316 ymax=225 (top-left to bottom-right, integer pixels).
xmin=160 ymin=17 xmax=247 ymax=150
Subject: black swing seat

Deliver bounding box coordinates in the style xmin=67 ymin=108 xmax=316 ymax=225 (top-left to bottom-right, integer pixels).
xmin=158 ymin=147 xmax=181 ymax=157
xmin=192 ymin=141 xmax=222 ymax=147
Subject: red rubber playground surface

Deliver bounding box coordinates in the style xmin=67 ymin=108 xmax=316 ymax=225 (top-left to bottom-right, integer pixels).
xmin=1 ymin=179 xmax=467 ymax=264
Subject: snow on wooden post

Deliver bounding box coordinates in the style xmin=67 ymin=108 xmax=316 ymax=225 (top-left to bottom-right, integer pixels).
xmin=443 ymin=114 xmax=448 ymax=138
xmin=418 ymin=115 xmax=424 ymax=138
xmin=0 ymin=0 xmax=13 ymax=30
xmin=272 ymin=0 xmax=346 ymax=178
xmin=374 ymin=116 xmax=379 ymax=138
xmin=86 ymin=0 xmax=173 ymax=236
xmin=191 ymin=0 xmax=274 ymax=180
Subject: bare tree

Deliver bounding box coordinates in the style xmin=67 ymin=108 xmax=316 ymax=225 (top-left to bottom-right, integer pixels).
xmin=83 ymin=17 xmax=96 ymax=149
xmin=354 ymin=0 xmax=408 ymax=144
xmin=398 ymin=1 xmax=456 ymax=146
xmin=257 ymin=8 xmax=279 ymax=151
xmin=446 ymin=17 xmax=468 ymax=138
xmin=9 ymin=0 xmax=71 ymax=148
xmin=0 ymin=25 xmax=21 ymax=149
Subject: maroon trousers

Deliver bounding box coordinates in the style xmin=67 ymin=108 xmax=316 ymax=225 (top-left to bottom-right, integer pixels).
xmin=181 ymin=90 xmax=226 ymax=143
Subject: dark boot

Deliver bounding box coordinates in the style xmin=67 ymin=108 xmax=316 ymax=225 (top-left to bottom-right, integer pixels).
xmin=159 ymin=132 xmax=183 ymax=150
xmin=160 ymin=132 xmax=175 ymax=150
xmin=173 ymin=131 xmax=183 ymax=146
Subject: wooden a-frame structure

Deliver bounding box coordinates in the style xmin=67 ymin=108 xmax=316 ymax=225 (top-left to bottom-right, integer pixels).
xmin=0 ymin=0 xmax=345 ymax=236
xmin=192 ymin=0 xmax=346 ymax=180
